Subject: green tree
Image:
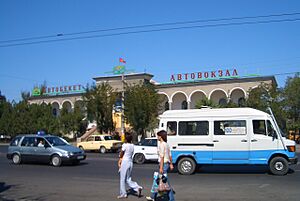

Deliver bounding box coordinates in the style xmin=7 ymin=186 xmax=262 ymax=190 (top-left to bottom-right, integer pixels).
xmin=246 ymin=82 xmax=286 ymax=129
xmin=83 ymin=83 xmax=116 ymax=134
xmin=59 ymin=105 xmax=74 ymax=135
xmin=195 ymin=97 xmax=216 ymax=109
xmin=0 ymin=100 xmax=14 ymax=136
xmin=72 ymin=102 xmax=87 ymax=137
xmin=29 ymin=103 xmax=60 ymax=135
xmin=282 ymin=73 xmax=300 ymax=131
xmin=124 ymin=82 xmax=160 ymax=139
xmin=59 ymin=102 xmax=86 ymax=138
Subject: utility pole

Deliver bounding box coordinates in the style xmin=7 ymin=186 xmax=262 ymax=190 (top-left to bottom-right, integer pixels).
xmin=121 ymin=72 xmax=125 ymax=142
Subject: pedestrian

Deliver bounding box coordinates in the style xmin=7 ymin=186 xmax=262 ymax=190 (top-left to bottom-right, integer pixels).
xmin=146 ymin=130 xmax=175 ymax=201
xmin=117 ymin=132 xmax=143 ymax=199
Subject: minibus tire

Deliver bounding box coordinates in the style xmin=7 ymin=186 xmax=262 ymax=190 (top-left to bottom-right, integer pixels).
xmin=269 ymin=157 xmax=289 ymax=176
xmin=178 ymin=157 xmax=196 ymax=175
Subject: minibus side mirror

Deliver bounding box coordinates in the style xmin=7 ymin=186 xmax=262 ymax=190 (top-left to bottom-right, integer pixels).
xmin=271 ymin=131 xmax=278 ymax=140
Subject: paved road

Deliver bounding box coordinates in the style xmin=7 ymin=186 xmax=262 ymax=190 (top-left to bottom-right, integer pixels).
xmin=0 ymin=145 xmax=299 ymax=201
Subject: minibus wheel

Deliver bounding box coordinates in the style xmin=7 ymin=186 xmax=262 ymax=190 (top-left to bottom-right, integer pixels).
xmin=178 ymin=157 xmax=196 ymax=175
xmin=269 ymin=157 xmax=289 ymax=176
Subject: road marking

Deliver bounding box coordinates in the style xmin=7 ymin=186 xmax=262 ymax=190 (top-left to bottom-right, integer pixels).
xmin=259 ymin=184 xmax=270 ymax=188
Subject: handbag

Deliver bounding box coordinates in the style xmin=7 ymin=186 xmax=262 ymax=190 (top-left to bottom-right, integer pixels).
xmin=157 ymin=174 xmax=171 ymax=192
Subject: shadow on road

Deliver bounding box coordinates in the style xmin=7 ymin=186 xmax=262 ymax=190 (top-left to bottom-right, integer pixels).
xmin=0 ymin=182 xmax=12 ymax=193
xmin=0 ymin=182 xmax=47 ymax=201
xmin=171 ymin=165 xmax=297 ymax=175
xmin=0 ymin=182 xmax=14 ymax=201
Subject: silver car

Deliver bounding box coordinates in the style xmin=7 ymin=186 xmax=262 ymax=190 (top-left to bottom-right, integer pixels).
xmin=7 ymin=134 xmax=86 ymax=167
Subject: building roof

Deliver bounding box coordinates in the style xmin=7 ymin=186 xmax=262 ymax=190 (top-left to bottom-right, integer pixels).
xmin=93 ymin=72 xmax=154 ymax=82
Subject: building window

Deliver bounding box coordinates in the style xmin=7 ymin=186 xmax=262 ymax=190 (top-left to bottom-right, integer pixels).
xmin=219 ymin=98 xmax=227 ymax=106
xmin=164 ymin=102 xmax=169 ymax=111
xmin=181 ymin=101 xmax=187 ymax=109
xmin=52 ymin=108 xmax=57 ymax=117
xmin=238 ymin=97 xmax=246 ymax=107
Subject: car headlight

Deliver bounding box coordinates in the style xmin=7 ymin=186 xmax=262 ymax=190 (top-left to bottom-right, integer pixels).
xmin=68 ymin=152 xmax=74 ymax=156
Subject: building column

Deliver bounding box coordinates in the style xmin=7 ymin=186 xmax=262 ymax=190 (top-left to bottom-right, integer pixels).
xmin=187 ymin=101 xmax=191 ymax=109
xmin=168 ymin=101 xmax=172 ymax=110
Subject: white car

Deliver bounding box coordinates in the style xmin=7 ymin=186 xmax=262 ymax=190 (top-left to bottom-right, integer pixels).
xmin=133 ymin=138 xmax=158 ymax=164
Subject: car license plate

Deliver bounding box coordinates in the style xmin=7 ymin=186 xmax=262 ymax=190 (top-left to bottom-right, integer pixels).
xmin=77 ymin=155 xmax=84 ymax=159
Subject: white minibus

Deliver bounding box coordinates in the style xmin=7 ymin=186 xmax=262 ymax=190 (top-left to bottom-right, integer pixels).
xmin=159 ymin=107 xmax=298 ymax=175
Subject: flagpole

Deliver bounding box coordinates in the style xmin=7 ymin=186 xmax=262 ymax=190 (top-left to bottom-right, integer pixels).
xmin=120 ymin=57 xmax=125 ymax=142
xmin=121 ymin=72 xmax=125 ymax=141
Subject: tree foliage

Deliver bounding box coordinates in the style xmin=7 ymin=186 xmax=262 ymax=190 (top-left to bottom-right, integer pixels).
xmin=124 ymin=82 xmax=160 ymax=138
xmin=195 ymin=97 xmax=216 ymax=108
xmin=83 ymin=82 xmax=116 ymax=134
xmin=246 ymin=82 xmax=286 ymax=129
xmin=282 ymin=73 xmax=300 ymax=131
xmin=0 ymin=92 xmax=85 ymax=138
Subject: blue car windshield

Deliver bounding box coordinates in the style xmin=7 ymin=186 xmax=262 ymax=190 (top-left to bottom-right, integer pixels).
xmin=45 ymin=137 xmax=67 ymax=146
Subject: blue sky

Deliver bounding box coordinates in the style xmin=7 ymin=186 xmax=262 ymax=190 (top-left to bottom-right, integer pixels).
xmin=0 ymin=0 xmax=300 ymax=102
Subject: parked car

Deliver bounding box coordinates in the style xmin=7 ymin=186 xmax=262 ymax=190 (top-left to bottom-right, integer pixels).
xmin=0 ymin=135 xmax=11 ymax=143
xmin=133 ymin=138 xmax=158 ymax=164
xmin=77 ymin=134 xmax=122 ymax=153
xmin=7 ymin=134 xmax=86 ymax=167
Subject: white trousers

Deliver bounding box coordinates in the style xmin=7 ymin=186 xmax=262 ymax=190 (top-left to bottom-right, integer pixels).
xmin=119 ymin=160 xmax=141 ymax=196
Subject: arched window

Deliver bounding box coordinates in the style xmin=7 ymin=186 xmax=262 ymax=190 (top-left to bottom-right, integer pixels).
xmin=219 ymin=98 xmax=227 ymax=106
xmin=52 ymin=108 xmax=57 ymax=117
xmin=164 ymin=102 xmax=169 ymax=111
xmin=238 ymin=97 xmax=246 ymax=107
xmin=181 ymin=101 xmax=187 ymax=110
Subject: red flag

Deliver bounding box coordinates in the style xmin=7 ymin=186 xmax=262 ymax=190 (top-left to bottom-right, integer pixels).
xmin=119 ymin=58 xmax=126 ymax=63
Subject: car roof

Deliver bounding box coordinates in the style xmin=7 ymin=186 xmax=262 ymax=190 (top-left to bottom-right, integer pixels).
xmin=15 ymin=134 xmax=55 ymax=138
xmin=145 ymin=137 xmax=157 ymax=140
xmin=90 ymin=134 xmax=111 ymax=137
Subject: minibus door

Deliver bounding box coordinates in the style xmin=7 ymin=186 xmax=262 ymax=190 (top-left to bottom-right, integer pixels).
xmin=212 ymin=120 xmax=249 ymax=163
xmin=250 ymin=120 xmax=279 ymax=163
xmin=168 ymin=121 xmax=213 ymax=164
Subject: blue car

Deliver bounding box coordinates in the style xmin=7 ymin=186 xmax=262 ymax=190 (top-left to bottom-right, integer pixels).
xmin=7 ymin=134 xmax=86 ymax=167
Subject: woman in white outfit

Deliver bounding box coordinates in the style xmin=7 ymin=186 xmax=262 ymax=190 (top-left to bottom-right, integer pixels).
xmin=118 ymin=132 xmax=143 ymax=199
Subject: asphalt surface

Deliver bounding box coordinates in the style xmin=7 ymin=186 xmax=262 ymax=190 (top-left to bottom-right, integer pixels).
xmin=0 ymin=145 xmax=300 ymax=201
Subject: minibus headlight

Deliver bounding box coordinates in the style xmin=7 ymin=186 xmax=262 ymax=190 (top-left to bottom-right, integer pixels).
xmin=287 ymin=145 xmax=296 ymax=152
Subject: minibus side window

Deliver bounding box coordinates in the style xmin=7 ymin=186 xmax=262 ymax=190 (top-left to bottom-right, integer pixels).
xmin=267 ymin=120 xmax=277 ymax=137
xmin=178 ymin=121 xmax=209 ymax=135
xmin=167 ymin=121 xmax=177 ymax=135
xmin=214 ymin=120 xmax=246 ymax=135
xmin=253 ymin=120 xmax=266 ymax=135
